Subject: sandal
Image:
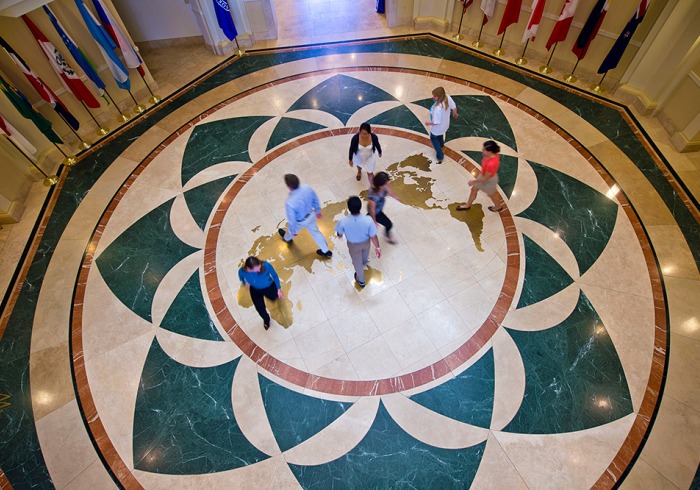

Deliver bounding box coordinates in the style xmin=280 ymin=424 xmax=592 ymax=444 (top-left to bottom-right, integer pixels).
xmin=488 ymin=206 xmax=505 ymax=212
xmin=456 ymin=205 xmax=471 ymax=211
xmin=356 ymin=174 xmax=361 ymax=181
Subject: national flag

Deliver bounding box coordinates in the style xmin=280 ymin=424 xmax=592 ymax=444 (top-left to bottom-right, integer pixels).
xmin=74 ymin=0 xmax=130 ymax=90
xmin=21 ymin=15 xmax=101 ymax=109
xmin=498 ymin=0 xmax=523 ymax=35
xmin=213 ymin=0 xmax=238 ymax=41
xmin=463 ymin=0 xmax=474 ymax=13
xmin=0 ymin=113 xmax=37 ymax=156
xmin=0 ymin=36 xmax=80 ymax=130
xmin=545 ymin=0 xmax=579 ymax=50
xmin=572 ymin=0 xmax=609 ymax=60
xmin=598 ymin=0 xmax=649 ymax=73
xmin=522 ymin=0 xmax=547 ymax=42
xmin=43 ymin=5 xmax=106 ymax=98
xmin=0 ymin=75 xmax=63 ymax=144
xmin=91 ymin=0 xmax=145 ymax=75
xmin=481 ymin=0 xmax=497 ymax=24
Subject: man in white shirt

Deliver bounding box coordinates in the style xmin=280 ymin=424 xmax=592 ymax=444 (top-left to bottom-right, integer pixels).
xmin=278 ymin=174 xmax=332 ymax=257
xmin=335 ymin=196 xmax=381 ymax=287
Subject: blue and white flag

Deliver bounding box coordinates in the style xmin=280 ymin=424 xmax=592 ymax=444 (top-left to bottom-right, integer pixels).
xmin=213 ymin=0 xmax=238 ymax=41
xmin=598 ymin=0 xmax=649 ymax=74
xmin=74 ymin=0 xmax=130 ymax=90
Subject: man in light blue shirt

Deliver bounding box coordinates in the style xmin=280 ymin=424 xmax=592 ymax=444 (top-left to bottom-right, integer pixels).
xmin=335 ymin=196 xmax=381 ymax=287
xmin=278 ymin=174 xmax=332 ymax=257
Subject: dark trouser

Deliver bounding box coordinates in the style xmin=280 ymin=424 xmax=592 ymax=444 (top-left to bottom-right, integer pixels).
xmin=430 ymin=132 xmax=445 ymax=160
xmin=375 ymin=211 xmax=393 ymax=236
xmin=250 ymin=283 xmax=278 ymax=324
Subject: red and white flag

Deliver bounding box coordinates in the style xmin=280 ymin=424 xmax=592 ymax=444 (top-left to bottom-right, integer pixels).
xmin=522 ymin=0 xmax=547 ymax=42
xmin=0 ymin=113 xmax=37 ymax=157
xmin=545 ymin=0 xmax=579 ymax=50
xmin=91 ymin=0 xmax=145 ymax=75
xmin=21 ymin=15 xmax=101 ymax=109
xmin=463 ymin=0 xmax=474 ymax=13
xmin=481 ymin=0 xmax=497 ymax=24
xmin=497 ymin=0 xmax=523 ymax=35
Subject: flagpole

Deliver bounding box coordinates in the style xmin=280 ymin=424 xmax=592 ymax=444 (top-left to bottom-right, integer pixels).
xmin=127 ymin=89 xmax=147 ymax=114
xmin=52 ymin=142 xmax=76 ymax=166
xmin=104 ymin=88 xmax=130 ymax=122
xmin=56 ymin=113 xmax=91 ymax=150
xmin=493 ymin=30 xmax=506 ymax=57
xmin=590 ymin=72 xmax=607 ymax=94
xmin=137 ymin=71 xmax=161 ymax=104
xmin=79 ymin=101 xmax=110 ymax=136
xmin=564 ymin=58 xmax=580 ymax=83
xmin=233 ymin=38 xmax=245 ymax=57
xmin=539 ymin=43 xmax=557 ymax=74
xmin=3 ymin=135 xmax=58 ymax=186
xmin=516 ymin=39 xmax=529 ymax=65
xmin=472 ymin=17 xmax=486 ymax=48
xmin=452 ymin=2 xmax=467 ymax=41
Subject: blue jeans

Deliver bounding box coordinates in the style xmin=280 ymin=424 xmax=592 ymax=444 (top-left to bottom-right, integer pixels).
xmin=430 ymin=132 xmax=444 ymax=160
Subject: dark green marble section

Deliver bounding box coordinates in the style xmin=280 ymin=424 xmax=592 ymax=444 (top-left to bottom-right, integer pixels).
xmin=266 ymin=117 xmax=326 ymax=152
xmin=409 ymin=349 xmax=494 ymax=428
xmin=287 ymin=74 xmax=397 ymax=125
xmin=159 ymin=271 xmax=223 ymax=341
xmin=518 ymin=160 xmax=618 ymax=275
xmin=289 ymin=402 xmax=485 ymax=489
xmin=503 ymin=291 xmax=633 ymax=434
xmin=367 ymin=104 xmax=427 ymax=134
xmin=95 ymin=199 xmax=199 ymax=322
xmin=259 ymin=374 xmax=352 ymax=452
xmin=133 ymin=339 xmax=267 ymax=474
xmin=464 ymin=150 xmax=518 ymax=199
xmin=413 ymin=95 xmax=517 ymax=151
xmin=181 ymin=116 xmax=273 ymax=186
xmin=517 ymin=235 xmax=574 ymax=308
xmin=184 ymin=174 xmax=236 ymax=231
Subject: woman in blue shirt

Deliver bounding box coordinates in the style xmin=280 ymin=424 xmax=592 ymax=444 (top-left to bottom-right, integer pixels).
xmin=238 ymin=256 xmax=283 ymax=330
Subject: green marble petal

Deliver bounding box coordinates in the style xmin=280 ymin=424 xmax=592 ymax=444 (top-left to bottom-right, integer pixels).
xmin=367 ymin=104 xmax=427 ymax=134
xmin=181 ymin=116 xmax=273 ymax=186
xmin=409 ymin=349 xmax=494 ymax=428
xmin=159 ymin=271 xmax=223 ymax=341
xmin=133 ymin=339 xmax=267 ymax=474
xmin=517 ymin=235 xmax=574 ymax=308
xmin=287 ymin=74 xmax=397 ymax=125
xmin=412 ymin=95 xmax=517 ymax=151
xmin=503 ymin=291 xmax=633 ymax=434
xmin=289 ymin=402 xmax=485 ymax=489
xmin=517 ymin=160 xmax=618 ymax=275
xmin=463 ymin=151 xmax=518 ymax=199
xmin=184 ymin=175 xmax=236 ymax=231
xmin=266 ymin=117 xmax=327 ymax=152
xmin=95 ymin=199 xmax=199 ymax=322
xmin=259 ymin=374 xmax=352 ymax=452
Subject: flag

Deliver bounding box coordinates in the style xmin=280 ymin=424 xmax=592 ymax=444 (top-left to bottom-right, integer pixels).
xmin=522 ymin=0 xmax=547 ymax=42
xmin=572 ymin=0 xmax=609 ymax=60
xmin=43 ymin=5 xmax=106 ymax=98
xmin=0 ymin=75 xmax=62 ymax=144
xmin=498 ymin=0 xmax=523 ymax=35
xmin=598 ymin=0 xmax=649 ymax=73
xmin=213 ymin=0 xmax=238 ymax=41
xmin=545 ymin=0 xmax=579 ymax=50
xmin=74 ymin=0 xmax=130 ymax=90
xmin=0 ymin=36 xmax=80 ymax=130
xmin=463 ymin=0 xmax=474 ymax=13
xmin=0 ymin=113 xmax=37 ymax=156
xmin=91 ymin=0 xmax=145 ymax=75
xmin=481 ymin=0 xmax=497 ymax=24
xmin=21 ymin=15 xmax=101 ymax=109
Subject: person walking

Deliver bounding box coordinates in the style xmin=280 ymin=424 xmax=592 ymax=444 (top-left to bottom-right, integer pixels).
xmin=457 ymin=140 xmax=505 ymax=212
xmin=238 ymin=256 xmax=283 ymax=330
xmin=367 ymin=171 xmax=399 ymax=244
xmin=278 ymin=173 xmax=332 ymax=257
xmin=335 ymin=196 xmax=381 ymax=287
xmin=348 ymin=122 xmax=382 ymax=185
xmin=424 ymin=86 xmax=458 ymax=164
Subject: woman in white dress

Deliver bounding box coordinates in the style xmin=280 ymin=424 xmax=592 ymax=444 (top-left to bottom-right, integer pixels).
xmin=348 ymin=122 xmax=383 ymax=185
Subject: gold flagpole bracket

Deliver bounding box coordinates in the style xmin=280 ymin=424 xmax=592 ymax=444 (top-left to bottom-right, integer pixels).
xmin=539 ymin=65 xmax=553 ymax=74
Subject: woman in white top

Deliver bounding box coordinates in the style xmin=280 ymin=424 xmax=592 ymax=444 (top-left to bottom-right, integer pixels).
xmin=348 ymin=122 xmax=383 ymax=185
xmin=424 ymin=87 xmax=458 ymax=164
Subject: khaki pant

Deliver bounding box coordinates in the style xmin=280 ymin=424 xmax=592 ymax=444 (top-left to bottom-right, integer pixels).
xmin=347 ymin=239 xmax=370 ymax=282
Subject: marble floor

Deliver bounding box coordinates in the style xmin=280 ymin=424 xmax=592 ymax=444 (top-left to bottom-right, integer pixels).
xmin=0 ymin=10 xmax=699 ymax=490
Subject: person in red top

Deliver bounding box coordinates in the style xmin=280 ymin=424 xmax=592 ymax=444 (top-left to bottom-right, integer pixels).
xmin=457 ymin=140 xmax=506 ymax=212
